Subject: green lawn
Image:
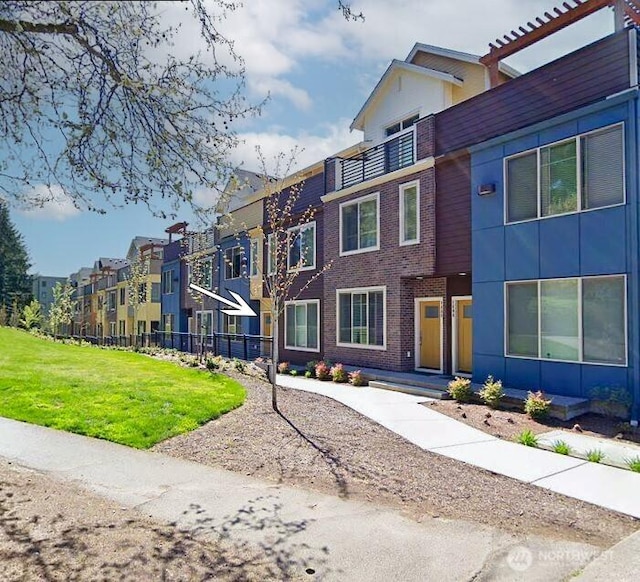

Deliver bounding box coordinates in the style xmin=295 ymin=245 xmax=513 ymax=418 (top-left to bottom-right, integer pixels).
xmin=0 ymin=327 xmax=245 ymax=448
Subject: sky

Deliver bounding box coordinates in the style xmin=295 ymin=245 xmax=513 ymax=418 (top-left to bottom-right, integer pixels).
xmin=10 ymin=0 xmax=618 ymax=276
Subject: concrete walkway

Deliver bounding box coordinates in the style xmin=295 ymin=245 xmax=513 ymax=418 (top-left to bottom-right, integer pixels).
xmin=0 ymin=417 xmax=599 ymax=582
xmin=276 ymin=374 xmax=640 ymax=520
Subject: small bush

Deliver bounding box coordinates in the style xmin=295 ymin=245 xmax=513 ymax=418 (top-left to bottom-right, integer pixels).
xmin=315 ymin=361 xmax=331 ymax=381
xmin=290 ymin=369 xmax=298 ymax=377
xmin=516 ymin=429 xmax=538 ymax=447
xmin=330 ymin=363 xmax=348 ymax=383
xmin=586 ymin=449 xmax=605 ymax=463
xmin=552 ymin=440 xmax=571 ymax=455
xmin=447 ymin=377 xmax=473 ymax=403
xmin=304 ymin=370 xmax=312 ymax=379
xmin=479 ymin=375 xmax=504 ymax=409
xmin=524 ymin=390 xmax=552 ymax=420
xmin=233 ymin=358 xmax=245 ymax=373
xmin=625 ymin=456 xmax=640 ymax=472
xmin=277 ymin=361 xmax=290 ymax=374
xmin=349 ymin=370 xmax=366 ymax=387
xmin=205 ymin=357 xmax=220 ymax=372
xmin=305 ymin=360 xmax=318 ymax=378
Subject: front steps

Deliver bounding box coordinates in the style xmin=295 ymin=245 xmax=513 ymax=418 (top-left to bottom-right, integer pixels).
xmin=368 ymin=380 xmax=451 ymax=400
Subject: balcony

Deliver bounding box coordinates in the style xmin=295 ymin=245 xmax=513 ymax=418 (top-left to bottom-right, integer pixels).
xmin=335 ymin=130 xmax=415 ymax=191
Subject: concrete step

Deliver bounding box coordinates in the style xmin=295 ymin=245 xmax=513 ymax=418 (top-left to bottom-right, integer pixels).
xmin=368 ymin=380 xmax=451 ymax=400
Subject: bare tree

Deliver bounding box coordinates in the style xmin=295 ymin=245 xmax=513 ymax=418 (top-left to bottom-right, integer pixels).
xmin=0 ymin=1 xmax=257 ymax=215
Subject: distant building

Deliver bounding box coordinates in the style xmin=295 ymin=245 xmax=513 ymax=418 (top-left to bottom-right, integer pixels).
xmin=31 ymin=275 xmax=68 ymax=316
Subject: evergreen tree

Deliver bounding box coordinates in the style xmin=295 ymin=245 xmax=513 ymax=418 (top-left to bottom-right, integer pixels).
xmin=0 ymin=200 xmax=32 ymax=313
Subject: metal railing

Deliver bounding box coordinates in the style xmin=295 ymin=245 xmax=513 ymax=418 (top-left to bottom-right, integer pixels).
xmin=339 ymin=131 xmax=415 ymax=189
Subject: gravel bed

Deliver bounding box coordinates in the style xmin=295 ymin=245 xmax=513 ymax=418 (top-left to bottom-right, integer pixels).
xmin=152 ymin=372 xmax=638 ymax=548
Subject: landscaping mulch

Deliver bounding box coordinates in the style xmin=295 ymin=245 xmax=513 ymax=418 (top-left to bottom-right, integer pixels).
xmin=152 ymin=372 xmax=639 ymax=548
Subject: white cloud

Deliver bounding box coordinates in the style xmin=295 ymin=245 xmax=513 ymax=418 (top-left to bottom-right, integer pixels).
xmin=231 ymin=118 xmax=361 ymax=174
xmin=249 ymin=77 xmax=312 ymax=111
xmin=18 ymin=185 xmax=81 ymax=221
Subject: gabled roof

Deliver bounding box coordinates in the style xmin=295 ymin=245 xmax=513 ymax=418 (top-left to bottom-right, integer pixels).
xmin=126 ymin=236 xmax=169 ymax=261
xmin=350 ymin=60 xmax=464 ymax=132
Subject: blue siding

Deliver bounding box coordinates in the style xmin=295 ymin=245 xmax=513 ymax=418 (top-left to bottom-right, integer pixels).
xmin=161 ymin=259 xmax=186 ymax=332
xmin=471 ymin=98 xmax=638 ymax=414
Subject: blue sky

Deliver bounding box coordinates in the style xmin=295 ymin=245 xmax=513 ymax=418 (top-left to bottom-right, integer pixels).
xmin=10 ymin=0 xmax=615 ymax=276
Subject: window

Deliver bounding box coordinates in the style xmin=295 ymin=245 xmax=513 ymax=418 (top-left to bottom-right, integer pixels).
xmin=109 ymin=322 xmax=116 ymax=337
xmin=385 ymin=114 xmax=419 ymax=137
xmin=288 ymin=222 xmax=316 ymax=271
xmin=337 ymin=287 xmax=386 ymax=348
xmin=250 ymin=238 xmax=260 ymax=276
xmin=162 ymin=313 xmax=175 ymax=332
xmin=506 ymin=276 xmax=626 ymax=365
xmin=119 ymin=287 xmax=126 ymax=305
xmin=118 ymin=320 xmax=126 ymax=336
xmin=225 ymin=247 xmax=243 ymax=279
xmin=162 ymin=269 xmax=174 ymax=294
xmin=340 ymin=193 xmax=379 ymax=255
xmin=138 ymin=283 xmax=148 ymax=303
xmin=223 ymin=314 xmax=241 ymax=335
xmin=267 ymin=234 xmax=276 ymax=275
xmin=285 ymin=300 xmax=319 ymax=351
xmin=399 ymin=181 xmax=419 ymax=245
xmin=195 ymin=311 xmax=213 ymax=336
xmin=506 ymin=124 xmax=624 ymax=223
xmin=151 ymin=283 xmax=161 ymax=302
xmin=108 ymin=291 xmax=116 ymax=311
xmin=137 ymin=321 xmax=146 ymax=335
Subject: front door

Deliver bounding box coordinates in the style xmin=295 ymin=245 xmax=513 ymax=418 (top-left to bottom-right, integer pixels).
xmin=418 ymin=299 xmax=442 ymax=371
xmin=455 ymin=298 xmax=473 ymax=374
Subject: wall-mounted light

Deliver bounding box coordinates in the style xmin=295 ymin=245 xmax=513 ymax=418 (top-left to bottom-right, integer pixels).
xmin=477 ymin=183 xmax=496 ymax=196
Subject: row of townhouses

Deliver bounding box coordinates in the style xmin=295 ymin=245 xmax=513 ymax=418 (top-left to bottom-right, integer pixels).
xmin=63 ymin=5 xmax=640 ymax=423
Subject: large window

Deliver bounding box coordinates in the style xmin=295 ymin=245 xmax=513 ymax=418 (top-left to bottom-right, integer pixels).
xmin=399 ymin=181 xmax=419 ymax=245
xmin=288 ymin=222 xmax=316 ymax=271
xmin=266 ymin=234 xmax=276 ymax=275
xmin=250 ymin=238 xmax=260 ymax=276
xmin=162 ymin=313 xmax=175 ymax=332
xmin=506 ymin=124 xmax=624 ymax=223
xmin=340 ymin=193 xmax=379 ymax=255
xmin=223 ymin=314 xmax=241 ymax=335
xmin=337 ymin=287 xmax=385 ymax=348
xmin=285 ymin=300 xmax=319 ymax=351
xmin=162 ymin=269 xmax=174 ymax=294
xmin=225 ymin=247 xmax=243 ymax=280
xmin=195 ymin=311 xmax=213 ymax=336
xmin=506 ymin=276 xmax=626 ymax=365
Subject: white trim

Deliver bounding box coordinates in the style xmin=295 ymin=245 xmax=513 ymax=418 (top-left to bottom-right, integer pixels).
xmin=504 ymin=275 xmax=628 ymax=367
xmin=224 ymin=246 xmax=243 ymax=280
xmin=451 ymin=296 xmax=472 ymax=376
xmin=339 ymin=192 xmax=380 ymax=257
xmin=284 ymin=299 xmax=321 ymax=353
xmin=323 ymin=156 xmax=434 ymax=201
xmin=414 ymin=296 xmax=444 ymax=373
xmin=629 ymin=28 xmax=638 ymax=88
xmin=399 ymin=179 xmax=420 ymax=246
xmin=336 ymin=286 xmax=387 ymax=350
xmin=286 ymin=220 xmax=317 ymax=272
xmin=503 ymin=122 xmax=626 ymax=225
xmin=195 ymin=310 xmax=214 ymax=336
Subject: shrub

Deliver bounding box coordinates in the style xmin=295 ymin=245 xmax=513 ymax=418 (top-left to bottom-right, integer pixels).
xmin=349 ymin=370 xmax=366 ymax=387
xmin=330 ymin=363 xmax=348 ymax=383
xmin=233 ymin=358 xmax=246 ymax=373
xmin=315 ymin=361 xmax=331 ymax=381
xmin=625 ymin=456 xmax=640 ymax=472
xmin=524 ymin=390 xmax=552 ymax=420
xmin=205 ymin=357 xmax=220 ymax=372
xmin=516 ymin=429 xmax=538 ymax=447
xmin=305 ymin=360 xmax=318 ymax=378
xmin=277 ymin=361 xmax=290 ymax=374
xmin=478 ymin=375 xmax=504 ymax=409
xmin=304 ymin=370 xmax=312 ymax=379
xmin=586 ymin=449 xmax=605 ymax=463
xmin=552 ymin=440 xmax=571 ymax=455
xmin=447 ymin=376 xmax=473 ymax=403
xmin=290 ymin=369 xmax=298 ymax=377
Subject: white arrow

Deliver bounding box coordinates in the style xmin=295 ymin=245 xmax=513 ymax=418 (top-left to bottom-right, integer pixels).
xmin=189 ymin=283 xmax=257 ymax=317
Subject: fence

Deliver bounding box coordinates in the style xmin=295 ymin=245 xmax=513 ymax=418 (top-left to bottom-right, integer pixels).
xmin=63 ymin=331 xmax=273 ymax=362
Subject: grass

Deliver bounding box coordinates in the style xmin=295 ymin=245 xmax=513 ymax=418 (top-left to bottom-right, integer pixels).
xmin=516 ymin=429 xmax=538 ymax=447
xmin=552 ymin=440 xmax=571 ymax=455
xmin=0 ymin=327 xmax=245 ymax=449
xmin=586 ymin=449 xmax=605 ymax=463
xmin=625 ymin=456 xmax=640 ymax=472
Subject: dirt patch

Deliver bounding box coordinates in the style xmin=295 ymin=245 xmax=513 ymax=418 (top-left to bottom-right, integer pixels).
xmin=152 ymin=372 xmax=638 ymax=548
xmin=427 ymin=398 xmax=640 ymax=445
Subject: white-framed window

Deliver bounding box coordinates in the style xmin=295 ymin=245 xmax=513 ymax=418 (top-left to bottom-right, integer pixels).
xmin=506 ymin=275 xmax=626 ymax=366
xmin=285 ymin=300 xmax=320 ymax=352
xmin=162 ymin=313 xmax=175 ymax=332
xmin=250 ymin=238 xmax=260 ymax=277
xmin=224 ymin=247 xmax=243 ymax=280
xmin=108 ymin=291 xmax=117 ymax=311
xmin=118 ymin=320 xmax=126 ymax=336
xmin=287 ymin=221 xmax=316 ymax=271
xmin=267 ymin=234 xmax=276 ymax=275
xmin=505 ymin=123 xmax=624 ymax=223
xmin=195 ymin=310 xmax=213 ymax=336
xmin=340 ymin=192 xmax=380 ymax=255
xmin=137 ymin=320 xmax=147 ymax=335
xmin=399 ymin=181 xmax=419 ymax=245
xmin=337 ymin=286 xmax=386 ymax=349
xmin=162 ymin=269 xmax=174 ymax=294
xmin=119 ymin=287 xmax=126 ymax=305
xmin=385 ymin=113 xmax=419 ymax=137
xmin=223 ymin=314 xmax=241 ymax=335
xmin=109 ymin=322 xmax=116 ymax=337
